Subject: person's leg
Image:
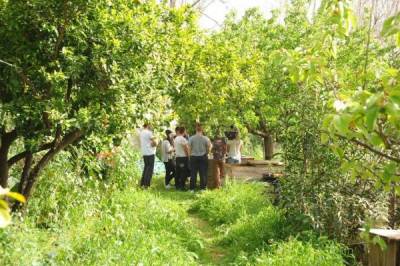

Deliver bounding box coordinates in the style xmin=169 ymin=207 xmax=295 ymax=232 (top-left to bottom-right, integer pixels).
xmin=145 ymin=155 xmax=155 ymax=187
xmin=175 ymin=158 xmax=183 ymax=190
xmin=140 ymin=156 xmax=148 ymax=187
xmin=190 ymin=156 xmax=198 ymax=190
xmin=199 ymin=156 xmax=208 ymax=190
xmin=164 ymin=162 xmax=170 ymax=186
xmin=219 ymin=161 xmax=225 ymax=187
xmin=215 ymin=160 xmax=221 ymax=188
xmin=170 ymin=159 xmax=176 ymax=185
xmin=212 ymin=159 xmax=219 ymax=189
xmin=166 ymin=159 xmax=175 ymax=186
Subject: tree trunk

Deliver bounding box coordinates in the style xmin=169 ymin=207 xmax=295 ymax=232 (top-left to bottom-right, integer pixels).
xmin=388 ymin=184 xmax=397 ymax=228
xmin=263 ymin=134 xmax=273 ymax=160
xmin=22 ymin=129 xmax=82 ymax=201
xmin=0 ymin=130 xmax=17 ymax=188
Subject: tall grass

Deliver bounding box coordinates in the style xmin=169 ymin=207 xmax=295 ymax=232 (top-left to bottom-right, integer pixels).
xmin=190 ymin=182 xmax=269 ymax=225
xmin=190 ymin=182 xmax=351 ymax=265
xmin=0 ymin=149 xmax=202 ymax=266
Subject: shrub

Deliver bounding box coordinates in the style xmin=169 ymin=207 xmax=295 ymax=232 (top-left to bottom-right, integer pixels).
xmin=253 ymin=239 xmax=346 ymax=266
xmin=190 ymin=182 xmax=269 ymax=225
xmin=219 ymin=206 xmax=286 ymax=253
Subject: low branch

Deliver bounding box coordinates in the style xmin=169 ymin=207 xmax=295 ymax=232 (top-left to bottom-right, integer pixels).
xmin=335 ymin=134 xmax=400 ymax=163
xmin=8 ymin=142 xmax=53 ymax=167
xmin=22 ymin=129 xmax=83 ymax=200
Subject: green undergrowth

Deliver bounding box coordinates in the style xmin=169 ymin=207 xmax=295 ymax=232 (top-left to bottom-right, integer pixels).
xmin=190 ymin=182 xmax=353 ymax=265
xmin=0 ymin=150 xmax=353 ymax=265
xmin=0 ymin=152 xmax=201 ymax=266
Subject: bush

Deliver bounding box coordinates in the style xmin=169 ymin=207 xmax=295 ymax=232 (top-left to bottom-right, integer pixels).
xmin=253 ymin=239 xmax=346 ymax=266
xmin=0 ymin=146 xmax=202 ymax=266
xmin=219 ymin=206 xmax=286 ymax=253
xmin=190 ymin=182 xmax=269 ymax=225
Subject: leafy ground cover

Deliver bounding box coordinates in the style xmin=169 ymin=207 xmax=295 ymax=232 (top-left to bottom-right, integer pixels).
xmin=0 ymin=151 xmax=352 ymax=265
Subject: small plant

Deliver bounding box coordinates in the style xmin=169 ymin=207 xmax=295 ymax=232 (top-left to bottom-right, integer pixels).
xmin=190 ymin=182 xmax=269 ymax=225
xmin=0 ymin=186 xmax=25 ymax=228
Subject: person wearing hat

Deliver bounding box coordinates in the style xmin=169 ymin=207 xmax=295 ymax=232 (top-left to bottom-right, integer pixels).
xmin=161 ymin=129 xmax=175 ymax=189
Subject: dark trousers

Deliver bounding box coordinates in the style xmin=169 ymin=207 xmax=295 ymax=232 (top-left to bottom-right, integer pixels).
xmin=190 ymin=155 xmax=208 ymax=190
xmin=175 ymin=157 xmax=189 ymax=190
xmin=164 ymin=159 xmax=175 ymax=186
xmin=140 ymin=155 xmax=155 ymax=187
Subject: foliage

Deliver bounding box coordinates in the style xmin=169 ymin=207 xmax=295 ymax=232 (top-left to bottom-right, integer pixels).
xmin=189 ymin=179 xmax=349 ymax=265
xmin=190 ymin=182 xmax=269 ymax=225
xmin=253 ymin=239 xmax=346 ymax=266
xmin=0 ymin=147 xmax=202 ymax=265
xmin=219 ymin=206 xmax=286 ymax=253
xmin=0 ymin=187 xmax=25 ymax=228
xmin=0 ymin=0 xmax=198 ymax=201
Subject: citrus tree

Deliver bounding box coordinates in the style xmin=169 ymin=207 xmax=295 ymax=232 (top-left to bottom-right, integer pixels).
xmin=0 ymin=0 xmax=198 ymax=201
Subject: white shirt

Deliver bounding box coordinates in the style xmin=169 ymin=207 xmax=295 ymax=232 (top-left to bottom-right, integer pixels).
xmin=139 ymin=128 xmax=156 ymax=156
xmin=161 ymin=139 xmax=173 ymax=162
xmin=174 ymin=136 xmax=188 ymax=157
xmin=227 ymin=139 xmax=243 ymax=161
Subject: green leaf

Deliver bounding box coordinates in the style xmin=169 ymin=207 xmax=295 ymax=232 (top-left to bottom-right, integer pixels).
xmin=321 ymin=133 xmax=330 ymax=144
xmin=6 ymin=192 xmax=26 ymax=203
xmin=369 ymin=133 xmax=383 ymax=147
xmin=333 ymin=114 xmax=352 ymax=134
xmin=365 ymin=106 xmax=379 ymax=131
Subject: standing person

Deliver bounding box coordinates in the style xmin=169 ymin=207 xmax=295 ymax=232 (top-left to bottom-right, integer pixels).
xmin=174 ymin=127 xmax=190 ymax=190
xmin=211 ymin=133 xmax=227 ymax=188
xmin=189 ymin=124 xmax=211 ymax=192
xmin=227 ymin=133 xmax=243 ymax=164
xmin=139 ymin=123 xmax=157 ymax=188
xmin=161 ymin=129 xmax=175 ymax=189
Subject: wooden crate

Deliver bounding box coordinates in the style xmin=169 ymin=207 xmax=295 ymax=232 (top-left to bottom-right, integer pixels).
xmin=366 ymin=229 xmax=400 ymax=266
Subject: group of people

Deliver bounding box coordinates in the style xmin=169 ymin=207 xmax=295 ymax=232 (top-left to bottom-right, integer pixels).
xmin=139 ymin=123 xmax=243 ymax=192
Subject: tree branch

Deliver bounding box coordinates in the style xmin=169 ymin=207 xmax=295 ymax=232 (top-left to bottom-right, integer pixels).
xmin=335 ymin=134 xmax=400 ymax=163
xmin=8 ymin=142 xmax=53 ymax=167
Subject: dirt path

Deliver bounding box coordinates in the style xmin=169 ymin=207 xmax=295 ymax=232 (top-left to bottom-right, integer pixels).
xmin=149 ymin=181 xmax=229 ymax=265
xmin=188 ymin=213 xmax=228 ymax=265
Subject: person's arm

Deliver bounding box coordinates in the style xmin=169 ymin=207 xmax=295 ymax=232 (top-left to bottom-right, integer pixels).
xmin=207 ymin=139 xmax=212 ymax=154
xmin=150 ymin=132 xmax=157 ymax=147
xmin=167 ymin=142 xmax=174 ymax=153
xmin=184 ymin=143 xmax=190 ymax=157
xmin=222 ymin=141 xmax=227 ymax=155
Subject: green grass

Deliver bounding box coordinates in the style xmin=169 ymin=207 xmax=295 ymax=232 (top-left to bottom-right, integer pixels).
xmin=253 ymin=239 xmax=346 ymax=266
xmin=0 ymin=150 xmax=351 ymax=265
xmin=190 ymin=182 xmax=269 ymax=225
xmin=189 ymin=182 xmax=351 ymax=265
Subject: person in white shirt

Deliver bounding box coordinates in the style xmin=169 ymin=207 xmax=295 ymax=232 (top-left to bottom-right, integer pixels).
xmin=174 ymin=126 xmax=190 ymax=190
xmin=227 ymin=133 xmax=243 ymax=164
xmin=139 ymin=123 xmax=157 ymax=188
xmin=161 ymin=129 xmax=175 ymax=189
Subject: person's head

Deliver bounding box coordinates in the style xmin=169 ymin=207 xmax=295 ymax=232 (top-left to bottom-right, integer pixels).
xmin=175 ymin=126 xmax=180 ymax=134
xmin=195 ymin=123 xmax=202 ymax=134
xmin=143 ymin=122 xmax=151 ymax=130
xmin=178 ymin=126 xmax=185 ymax=135
xmin=235 ymin=131 xmax=240 ymax=140
xmin=165 ymin=129 xmax=172 ymax=139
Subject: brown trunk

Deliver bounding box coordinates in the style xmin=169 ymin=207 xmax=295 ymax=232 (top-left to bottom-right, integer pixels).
xmin=388 ymin=184 xmax=396 ymax=228
xmin=18 ymin=152 xmax=33 ymax=194
xmin=0 ymin=130 xmax=17 ymax=188
xmin=22 ymin=129 xmax=82 ymax=201
xmin=263 ymin=134 xmax=273 ymax=160
xmin=11 ymin=152 xmax=33 ymax=211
